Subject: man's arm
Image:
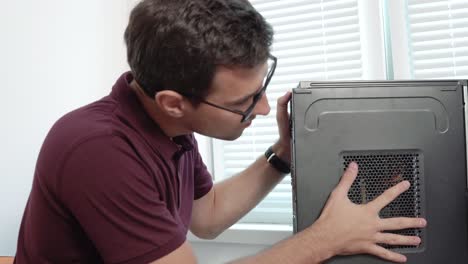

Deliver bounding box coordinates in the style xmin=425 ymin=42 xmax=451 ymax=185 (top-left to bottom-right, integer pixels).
xmin=232 ymin=162 xmax=426 ymax=263
xmin=190 ymin=143 xmax=287 ymax=238
xmin=190 ymin=92 xmax=292 ymax=238
xmin=157 ymin=163 xmax=426 ymax=264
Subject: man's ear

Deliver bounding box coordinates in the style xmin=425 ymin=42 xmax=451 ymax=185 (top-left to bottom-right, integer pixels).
xmin=154 ymin=90 xmax=186 ymax=118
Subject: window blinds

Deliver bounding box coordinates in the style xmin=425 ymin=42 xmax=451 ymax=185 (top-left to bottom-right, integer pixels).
xmin=212 ymin=0 xmax=363 ymax=224
xmin=405 ymin=0 xmax=468 ymax=79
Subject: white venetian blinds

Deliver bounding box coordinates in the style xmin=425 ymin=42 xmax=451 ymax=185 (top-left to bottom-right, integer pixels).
xmin=212 ymin=0 xmax=364 ymax=224
xmin=405 ymin=0 xmax=468 ymax=79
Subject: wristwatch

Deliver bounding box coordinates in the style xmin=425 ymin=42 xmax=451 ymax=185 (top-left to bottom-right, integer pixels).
xmin=264 ymin=146 xmax=291 ymax=174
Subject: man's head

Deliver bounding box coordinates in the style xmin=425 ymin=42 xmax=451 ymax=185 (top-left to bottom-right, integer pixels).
xmin=124 ymin=0 xmax=274 ymax=140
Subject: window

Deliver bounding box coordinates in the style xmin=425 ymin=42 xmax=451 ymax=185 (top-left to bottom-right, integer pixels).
xmin=205 ymin=0 xmax=468 ymax=226
xmin=211 ymin=0 xmax=384 ymax=225
xmin=388 ymin=0 xmax=468 ymax=79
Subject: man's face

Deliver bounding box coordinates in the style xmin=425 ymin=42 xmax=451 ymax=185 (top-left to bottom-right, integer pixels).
xmin=187 ymin=62 xmax=271 ymax=140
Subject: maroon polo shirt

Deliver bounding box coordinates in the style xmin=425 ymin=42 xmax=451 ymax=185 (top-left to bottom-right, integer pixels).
xmin=14 ymin=72 xmax=213 ymax=264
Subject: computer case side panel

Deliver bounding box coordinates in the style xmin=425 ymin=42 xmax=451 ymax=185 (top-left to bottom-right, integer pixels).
xmin=291 ymin=80 xmax=468 ymax=263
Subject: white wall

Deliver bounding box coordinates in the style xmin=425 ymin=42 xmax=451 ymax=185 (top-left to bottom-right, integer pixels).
xmin=0 ymin=0 xmax=130 ymax=255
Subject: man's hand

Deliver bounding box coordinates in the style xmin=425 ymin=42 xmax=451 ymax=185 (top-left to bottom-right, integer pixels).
xmin=272 ymin=91 xmax=292 ymax=162
xmin=311 ymin=162 xmax=427 ymax=263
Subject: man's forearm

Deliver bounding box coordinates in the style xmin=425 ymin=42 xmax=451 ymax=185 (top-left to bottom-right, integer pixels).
xmin=208 ymin=142 xmax=290 ymax=235
xmin=230 ymin=223 xmax=335 ymax=264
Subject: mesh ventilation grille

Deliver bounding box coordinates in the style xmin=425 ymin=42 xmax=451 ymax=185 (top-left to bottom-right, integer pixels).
xmin=343 ymin=152 xmax=423 ymax=250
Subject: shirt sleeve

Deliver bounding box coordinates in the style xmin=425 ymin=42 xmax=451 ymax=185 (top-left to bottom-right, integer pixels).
xmin=190 ymin=135 xmax=214 ymax=200
xmin=59 ymin=135 xmax=186 ymax=264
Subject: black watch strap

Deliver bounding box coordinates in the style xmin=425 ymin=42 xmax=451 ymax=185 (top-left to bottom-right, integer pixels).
xmin=264 ymin=146 xmax=291 ymax=174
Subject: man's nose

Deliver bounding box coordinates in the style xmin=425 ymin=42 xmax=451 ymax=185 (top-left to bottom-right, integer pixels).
xmin=254 ymin=92 xmax=270 ymax=116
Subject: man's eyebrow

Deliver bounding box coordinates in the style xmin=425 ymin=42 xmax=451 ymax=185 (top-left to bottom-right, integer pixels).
xmin=229 ymin=85 xmax=263 ymax=105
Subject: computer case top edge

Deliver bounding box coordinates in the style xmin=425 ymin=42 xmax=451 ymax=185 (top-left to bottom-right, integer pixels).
xmin=297 ymin=80 xmax=467 ymax=89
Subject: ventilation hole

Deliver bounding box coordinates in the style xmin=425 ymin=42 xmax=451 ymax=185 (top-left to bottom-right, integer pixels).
xmin=343 ymin=152 xmax=423 ymax=250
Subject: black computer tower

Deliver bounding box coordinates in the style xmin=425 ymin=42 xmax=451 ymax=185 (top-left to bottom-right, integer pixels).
xmin=291 ymin=80 xmax=468 ymax=263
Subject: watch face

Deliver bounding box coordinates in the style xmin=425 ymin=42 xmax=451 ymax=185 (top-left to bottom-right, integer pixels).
xmin=265 ymin=147 xmax=290 ymax=174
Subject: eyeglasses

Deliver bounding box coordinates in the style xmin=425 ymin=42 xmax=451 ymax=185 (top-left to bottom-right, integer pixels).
xmin=140 ymin=55 xmax=277 ymax=123
xmin=182 ymin=55 xmax=277 ymax=123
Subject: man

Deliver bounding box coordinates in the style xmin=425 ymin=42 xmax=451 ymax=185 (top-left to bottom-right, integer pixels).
xmin=14 ymin=0 xmax=426 ymax=263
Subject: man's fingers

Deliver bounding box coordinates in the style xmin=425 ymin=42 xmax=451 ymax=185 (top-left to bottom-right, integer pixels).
xmin=335 ymin=162 xmax=359 ymax=195
xmin=380 ymin=217 xmax=427 ymax=231
xmin=366 ymin=245 xmax=407 ymax=263
xmin=276 ymin=91 xmax=291 ymax=122
xmin=369 ymin=180 xmax=411 ymax=211
xmin=276 ymin=91 xmax=292 ymax=139
xmin=375 ymin=232 xmax=422 ymax=246
xmin=277 ymin=90 xmax=291 ymax=108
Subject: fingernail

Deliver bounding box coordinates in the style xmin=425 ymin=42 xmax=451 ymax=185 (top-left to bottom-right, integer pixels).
xmin=404 ymin=181 xmax=410 ymax=188
xmin=349 ymin=162 xmax=357 ymax=170
xmin=420 ymin=219 xmax=427 ymax=226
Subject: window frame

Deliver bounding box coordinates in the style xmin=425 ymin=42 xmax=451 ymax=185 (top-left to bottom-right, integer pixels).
xmin=206 ymin=0 xmax=387 ymax=226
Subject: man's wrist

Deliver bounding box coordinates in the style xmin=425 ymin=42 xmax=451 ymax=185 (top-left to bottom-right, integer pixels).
xmin=271 ymin=141 xmax=291 ymax=164
xmin=302 ymin=222 xmax=337 ymax=262
xmin=265 ymin=145 xmax=291 ymax=174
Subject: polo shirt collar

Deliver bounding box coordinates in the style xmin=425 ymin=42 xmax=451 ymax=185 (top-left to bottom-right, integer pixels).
xmin=110 ymin=72 xmax=194 ymax=159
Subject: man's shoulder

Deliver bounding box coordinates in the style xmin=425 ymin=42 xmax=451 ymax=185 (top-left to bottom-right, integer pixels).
xmin=39 ymin=97 xmax=126 ymax=163
xmin=56 ymin=96 xmax=118 ymax=136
